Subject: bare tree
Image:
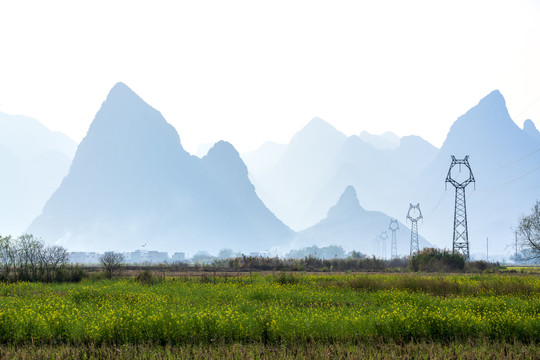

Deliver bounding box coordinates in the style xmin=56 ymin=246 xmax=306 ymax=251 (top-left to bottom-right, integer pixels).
xmin=0 ymin=234 xmax=71 ymax=282
xmin=517 ymin=201 xmax=540 ymax=262
xmin=14 ymin=234 xmax=44 ymax=280
xmin=0 ymin=235 xmax=14 ymax=278
xmin=100 ymin=251 xmax=125 ymax=278
xmin=40 ymin=245 xmax=69 ymax=280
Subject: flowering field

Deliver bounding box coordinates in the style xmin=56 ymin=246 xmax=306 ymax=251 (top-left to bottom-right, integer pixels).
xmin=0 ymin=273 xmax=540 ymax=345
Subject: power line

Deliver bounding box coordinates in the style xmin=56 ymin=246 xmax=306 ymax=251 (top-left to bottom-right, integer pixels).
xmin=477 ymin=164 xmax=540 ymax=193
xmin=478 ymin=147 xmax=540 ymax=174
xmin=424 ymin=191 xmax=449 ymax=222
xmin=516 ymin=96 xmax=540 ymax=118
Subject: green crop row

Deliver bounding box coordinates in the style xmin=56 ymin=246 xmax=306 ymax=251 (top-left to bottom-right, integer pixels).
xmin=0 ymin=273 xmax=539 ymax=344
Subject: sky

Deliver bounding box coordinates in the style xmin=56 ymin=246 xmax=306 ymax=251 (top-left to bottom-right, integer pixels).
xmin=1 ymin=0 xmax=539 ymax=154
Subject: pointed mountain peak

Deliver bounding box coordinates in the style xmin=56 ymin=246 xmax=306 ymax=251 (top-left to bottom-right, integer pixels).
xmin=524 ymin=119 xmax=537 ymax=130
xmin=482 ymin=89 xmax=504 ymax=102
xmin=289 ymin=117 xmax=347 ymax=147
xmin=469 ymin=90 xmax=510 ymax=118
xmin=440 ymin=89 xmax=520 ymax=152
xmin=306 ymin=117 xmax=329 ymax=127
xmin=470 ymin=89 xmax=507 ymax=114
xmin=206 ymin=140 xmax=240 ymax=159
xmin=327 ymin=185 xmax=363 ymax=219
xmin=89 ymin=82 xmax=178 ymax=139
xmin=104 ymin=82 xmax=144 ymax=105
xmin=340 ymin=185 xmax=358 ymax=203
xmin=472 ymin=89 xmax=506 ymax=112
xmin=300 ymin=117 xmax=343 ymax=135
xmin=523 ymin=119 xmax=540 ymax=142
xmin=204 ymin=140 xmax=248 ymax=177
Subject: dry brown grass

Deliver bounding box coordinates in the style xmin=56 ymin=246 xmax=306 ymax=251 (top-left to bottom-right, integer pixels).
xmin=0 ymin=340 xmax=538 ymax=360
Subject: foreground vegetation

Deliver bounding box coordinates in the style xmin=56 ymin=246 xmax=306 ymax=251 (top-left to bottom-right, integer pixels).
xmin=1 ymin=339 xmax=539 ymax=360
xmin=1 ymin=273 xmax=539 ymax=347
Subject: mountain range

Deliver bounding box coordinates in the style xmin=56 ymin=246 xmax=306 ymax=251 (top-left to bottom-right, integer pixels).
xmin=243 ymin=90 xmax=540 ymax=258
xmin=1 ymin=84 xmax=538 ymax=258
xmin=28 ymin=83 xmax=293 ymax=253
xmin=242 ymin=118 xmax=438 ymax=231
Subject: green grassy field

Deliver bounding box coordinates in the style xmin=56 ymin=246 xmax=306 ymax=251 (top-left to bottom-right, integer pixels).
xmin=1 ymin=273 xmax=539 ymax=358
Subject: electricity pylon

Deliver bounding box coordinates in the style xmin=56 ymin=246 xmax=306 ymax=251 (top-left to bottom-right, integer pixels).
xmin=389 ymin=219 xmax=399 ymax=259
xmin=380 ymin=231 xmax=388 ymax=260
xmin=375 ymin=236 xmax=380 ymax=258
xmin=406 ymin=203 xmax=423 ymax=256
xmin=445 ymin=155 xmax=475 ymax=260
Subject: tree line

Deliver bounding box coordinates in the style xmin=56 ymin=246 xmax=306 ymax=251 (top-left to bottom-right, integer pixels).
xmin=0 ymin=234 xmax=83 ymax=282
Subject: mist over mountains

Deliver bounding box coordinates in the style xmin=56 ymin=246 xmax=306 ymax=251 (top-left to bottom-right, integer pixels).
xmin=412 ymin=90 xmax=540 ymax=257
xmin=242 ymin=118 xmax=438 ymax=232
xmin=243 ymin=90 xmax=540 ymax=258
xmin=28 ymin=83 xmax=293 ymax=253
xmin=296 ymin=186 xmax=431 ymax=255
xmin=0 ymin=112 xmax=76 ymax=234
xmin=1 ymin=84 xmax=538 ymax=259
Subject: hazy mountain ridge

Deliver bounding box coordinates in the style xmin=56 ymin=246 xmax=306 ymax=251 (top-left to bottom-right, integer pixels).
xmin=359 ymin=131 xmax=400 ymax=150
xmin=242 ymin=89 xmax=539 ymax=257
xmin=0 ymin=112 xmax=77 ymax=235
xmin=412 ymin=90 xmax=540 ymax=256
xmin=0 ymin=112 xmax=76 ymax=160
xmin=246 ymin=117 xmax=349 ymax=230
xmin=29 ymin=83 xmax=293 ymax=253
xmin=4 ymin=85 xmax=536 ymax=258
xmin=245 ymin=117 xmax=439 ymax=233
xmin=296 ymin=186 xmax=431 ymax=256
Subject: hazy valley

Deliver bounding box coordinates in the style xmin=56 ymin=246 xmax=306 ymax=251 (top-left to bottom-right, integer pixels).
xmin=1 ymin=84 xmax=539 ymax=260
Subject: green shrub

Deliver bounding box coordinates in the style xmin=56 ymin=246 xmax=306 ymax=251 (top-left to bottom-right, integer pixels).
xmin=466 ymin=260 xmax=500 ymax=273
xmin=275 ymin=272 xmax=300 ymax=285
xmin=410 ymin=248 xmax=465 ymax=272
xmin=136 ymin=269 xmax=160 ymax=285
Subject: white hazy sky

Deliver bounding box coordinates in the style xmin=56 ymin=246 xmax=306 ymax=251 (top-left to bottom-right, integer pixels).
xmin=1 ymin=0 xmax=539 ymax=153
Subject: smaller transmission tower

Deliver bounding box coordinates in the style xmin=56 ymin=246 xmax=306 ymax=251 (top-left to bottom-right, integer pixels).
xmin=445 ymin=155 xmax=475 ymax=260
xmin=389 ymin=219 xmax=399 ymax=259
xmin=380 ymin=231 xmax=388 ymax=260
xmin=406 ymin=203 xmax=423 ymax=256
xmin=375 ymin=236 xmax=380 ymax=258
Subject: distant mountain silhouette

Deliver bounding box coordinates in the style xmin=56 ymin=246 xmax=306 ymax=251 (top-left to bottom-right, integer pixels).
xmin=245 ymin=118 xmax=438 ymax=232
xmin=414 ymin=90 xmax=540 ymax=256
xmin=241 ymin=90 xmax=539 ymax=258
xmin=296 ymin=186 xmax=431 ymax=256
xmin=390 ymin=135 xmax=438 ymax=176
xmin=241 ymin=141 xmax=286 ymax=178
xmin=247 ymin=117 xmax=348 ymax=230
xmin=0 ymin=112 xmax=76 ymax=160
xmin=359 ymin=131 xmax=400 ymax=150
xmin=0 ymin=112 xmax=76 ymax=235
xmin=29 ymin=83 xmax=293 ymax=253
xmin=304 ymin=135 xmax=400 ymax=228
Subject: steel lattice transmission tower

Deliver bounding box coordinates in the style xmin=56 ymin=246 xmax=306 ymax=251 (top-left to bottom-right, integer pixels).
xmin=445 ymin=155 xmax=475 ymax=260
xmin=380 ymin=231 xmax=388 ymax=260
xmin=406 ymin=203 xmax=423 ymax=256
xmin=389 ymin=219 xmax=399 ymax=259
